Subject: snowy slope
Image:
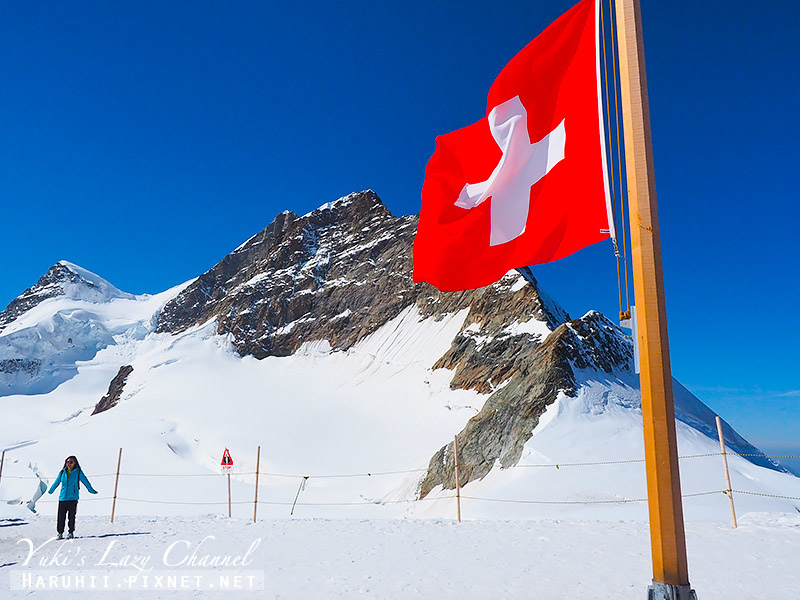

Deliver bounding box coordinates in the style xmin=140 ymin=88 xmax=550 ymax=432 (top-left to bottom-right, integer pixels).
xmin=0 ymin=193 xmax=797 ymax=526
xmin=1 ymin=282 xmax=798 ymax=524
xmin=1 ymin=514 xmax=798 ymax=600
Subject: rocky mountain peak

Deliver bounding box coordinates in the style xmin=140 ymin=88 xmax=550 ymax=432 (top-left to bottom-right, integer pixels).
xmin=154 ymin=189 xmax=577 ymax=377
xmin=0 ymin=261 xmax=131 ymax=331
xmin=155 ymin=190 xmax=419 ymax=356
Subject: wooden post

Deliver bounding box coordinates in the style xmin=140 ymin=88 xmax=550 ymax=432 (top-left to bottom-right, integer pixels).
xmin=253 ymin=445 xmax=261 ymax=523
xmin=227 ymin=473 xmax=232 ymax=518
xmin=715 ymin=416 xmax=738 ymax=529
xmin=110 ymin=448 xmax=122 ymax=523
xmin=0 ymin=450 xmax=5 ymax=488
xmin=615 ymin=0 xmax=692 ymax=592
xmin=453 ymin=435 xmax=461 ymax=523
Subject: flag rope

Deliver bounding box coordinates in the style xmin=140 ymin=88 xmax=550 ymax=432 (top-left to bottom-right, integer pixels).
xmin=600 ymin=0 xmax=625 ymax=320
xmin=608 ymin=0 xmax=631 ymax=316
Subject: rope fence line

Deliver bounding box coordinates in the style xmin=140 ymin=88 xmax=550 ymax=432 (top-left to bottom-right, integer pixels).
xmin=3 ymin=447 xmax=798 ymax=523
xmin=734 ymin=453 xmax=800 ymax=459
xmin=732 ymin=490 xmax=800 ymax=501
xmin=1 ymin=452 xmax=794 ymax=481
xmin=515 ymin=458 xmax=646 ymax=468
xmin=16 ymin=490 xmax=746 ymax=508
xmin=10 ymin=496 xmax=116 ymax=504
xmin=0 ymin=468 xmax=431 ymax=480
xmin=27 ymin=491 xmax=747 ymax=507
xmin=461 ymin=490 xmax=726 ymax=506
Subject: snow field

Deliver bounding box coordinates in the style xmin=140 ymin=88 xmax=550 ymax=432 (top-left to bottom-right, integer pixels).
xmin=1 ymin=513 xmax=798 ymax=600
xmin=1 ymin=265 xmax=799 ymax=598
xmin=2 ymin=301 xmax=799 ymax=524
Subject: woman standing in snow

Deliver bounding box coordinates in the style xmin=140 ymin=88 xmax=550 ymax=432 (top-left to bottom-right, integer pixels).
xmin=48 ymin=455 xmax=98 ymax=539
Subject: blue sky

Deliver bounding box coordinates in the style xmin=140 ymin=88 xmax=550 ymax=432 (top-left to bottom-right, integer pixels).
xmin=1 ymin=1 xmax=798 ymax=461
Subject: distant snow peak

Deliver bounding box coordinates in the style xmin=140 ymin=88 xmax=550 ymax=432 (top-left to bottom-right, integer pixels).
xmin=54 ymin=261 xmax=134 ymax=302
xmin=2 ymin=261 xmax=131 ymax=318
xmin=0 ymin=262 xmax=131 ymax=334
xmin=0 ymin=263 xmax=187 ymax=397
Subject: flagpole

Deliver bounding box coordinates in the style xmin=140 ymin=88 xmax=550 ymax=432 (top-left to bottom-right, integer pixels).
xmin=613 ymin=1 xmax=696 ymax=598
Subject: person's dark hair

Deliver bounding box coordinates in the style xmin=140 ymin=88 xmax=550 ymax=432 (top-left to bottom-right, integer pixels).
xmin=62 ymin=455 xmax=81 ymax=473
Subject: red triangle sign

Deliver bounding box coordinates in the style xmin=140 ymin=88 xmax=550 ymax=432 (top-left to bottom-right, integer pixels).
xmin=221 ymin=448 xmax=233 ymax=468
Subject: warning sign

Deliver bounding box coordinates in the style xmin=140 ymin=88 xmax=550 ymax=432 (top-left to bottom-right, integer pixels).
xmin=221 ymin=448 xmax=233 ymax=472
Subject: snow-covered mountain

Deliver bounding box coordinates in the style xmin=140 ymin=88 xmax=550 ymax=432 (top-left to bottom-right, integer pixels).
xmin=0 ymin=261 xmax=185 ymax=396
xmin=1 ymin=190 xmax=798 ymax=523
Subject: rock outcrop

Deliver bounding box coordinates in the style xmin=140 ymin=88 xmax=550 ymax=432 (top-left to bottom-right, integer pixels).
xmin=156 ymin=191 xmax=419 ymax=357
xmin=419 ymin=311 xmax=633 ymax=497
xmin=156 ymin=191 xmax=567 ymax=362
xmin=92 ymin=365 xmax=134 ymax=415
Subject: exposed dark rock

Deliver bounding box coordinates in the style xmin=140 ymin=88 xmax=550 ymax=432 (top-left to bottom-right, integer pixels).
xmin=418 ymin=311 xmax=633 ymax=498
xmin=156 ymin=191 xmax=567 ymax=364
xmin=0 ymin=262 xmax=129 ymax=332
xmin=92 ymin=365 xmax=134 ymax=415
xmin=422 ymin=269 xmax=569 ymax=395
xmin=0 ymin=264 xmax=81 ymax=330
xmin=157 ymin=191 xmax=421 ymax=357
xmin=0 ymin=358 xmax=41 ymax=376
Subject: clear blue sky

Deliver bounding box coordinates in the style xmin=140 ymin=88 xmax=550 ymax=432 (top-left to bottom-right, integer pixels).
xmin=1 ymin=1 xmax=798 ymax=460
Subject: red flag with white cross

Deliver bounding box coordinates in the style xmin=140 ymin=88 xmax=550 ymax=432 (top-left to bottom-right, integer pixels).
xmin=413 ymin=0 xmax=613 ymax=292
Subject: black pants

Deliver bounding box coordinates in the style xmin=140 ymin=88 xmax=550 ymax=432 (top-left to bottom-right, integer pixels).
xmin=57 ymin=500 xmax=78 ymax=534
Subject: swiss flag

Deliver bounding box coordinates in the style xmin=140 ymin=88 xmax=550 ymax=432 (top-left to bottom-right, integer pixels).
xmin=413 ymin=0 xmax=612 ymax=292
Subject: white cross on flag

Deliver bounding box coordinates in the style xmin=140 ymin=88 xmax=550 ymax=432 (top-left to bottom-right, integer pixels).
xmin=413 ymin=0 xmax=613 ymax=291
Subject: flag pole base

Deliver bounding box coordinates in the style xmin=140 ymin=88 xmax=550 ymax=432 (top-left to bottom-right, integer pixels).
xmin=648 ymin=582 xmax=698 ymax=600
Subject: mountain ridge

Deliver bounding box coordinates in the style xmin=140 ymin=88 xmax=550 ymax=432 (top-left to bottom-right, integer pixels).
xmin=0 ymin=190 xmax=792 ymax=514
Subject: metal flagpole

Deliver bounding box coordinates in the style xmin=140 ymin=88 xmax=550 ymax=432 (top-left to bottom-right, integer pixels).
xmin=613 ymin=1 xmax=697 ymax=598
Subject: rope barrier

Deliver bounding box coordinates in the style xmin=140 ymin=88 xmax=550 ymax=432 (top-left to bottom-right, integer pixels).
xmin=514 ymin=458 xmax=645 ymax=468
xmin=116 ymin=497 xmax=253 ymax=506
xmin=732 ymin=490 xmax=800 ymax=501
xmin=732 ymin=453 xmax=800 ymax=459
xmin=296 ymin=468 xmax=430 ymax=479
xmin=107 ymin=495 xmax=457 ymax=507
xmin=264 ymin=495 xmax=457 ymax=507
xmin=505 ymin=451 xmax=790 ymax=469
xmin=461 ymin=490 xmax=725 ymax=506
xmin=107 ymin=468 xmax=429 ymax=479
xmin=0 ymin=453 xmax=794 ymax=481
xmin=5 ymin=441 xmax=796 ymax=519
xmin=7 ymin=488 xmax=796 ymax=509
xmin=461 ymin=495 xmax=649 ymax=505
xmin=105 ymin=473 xmax=220 ymax=478
xmin=17 ymin=496 xmax=114 ymax=504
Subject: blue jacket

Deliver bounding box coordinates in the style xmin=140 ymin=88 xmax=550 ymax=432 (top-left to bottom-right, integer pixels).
xmin=48 ymin=468 xmax=97 ymax=501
